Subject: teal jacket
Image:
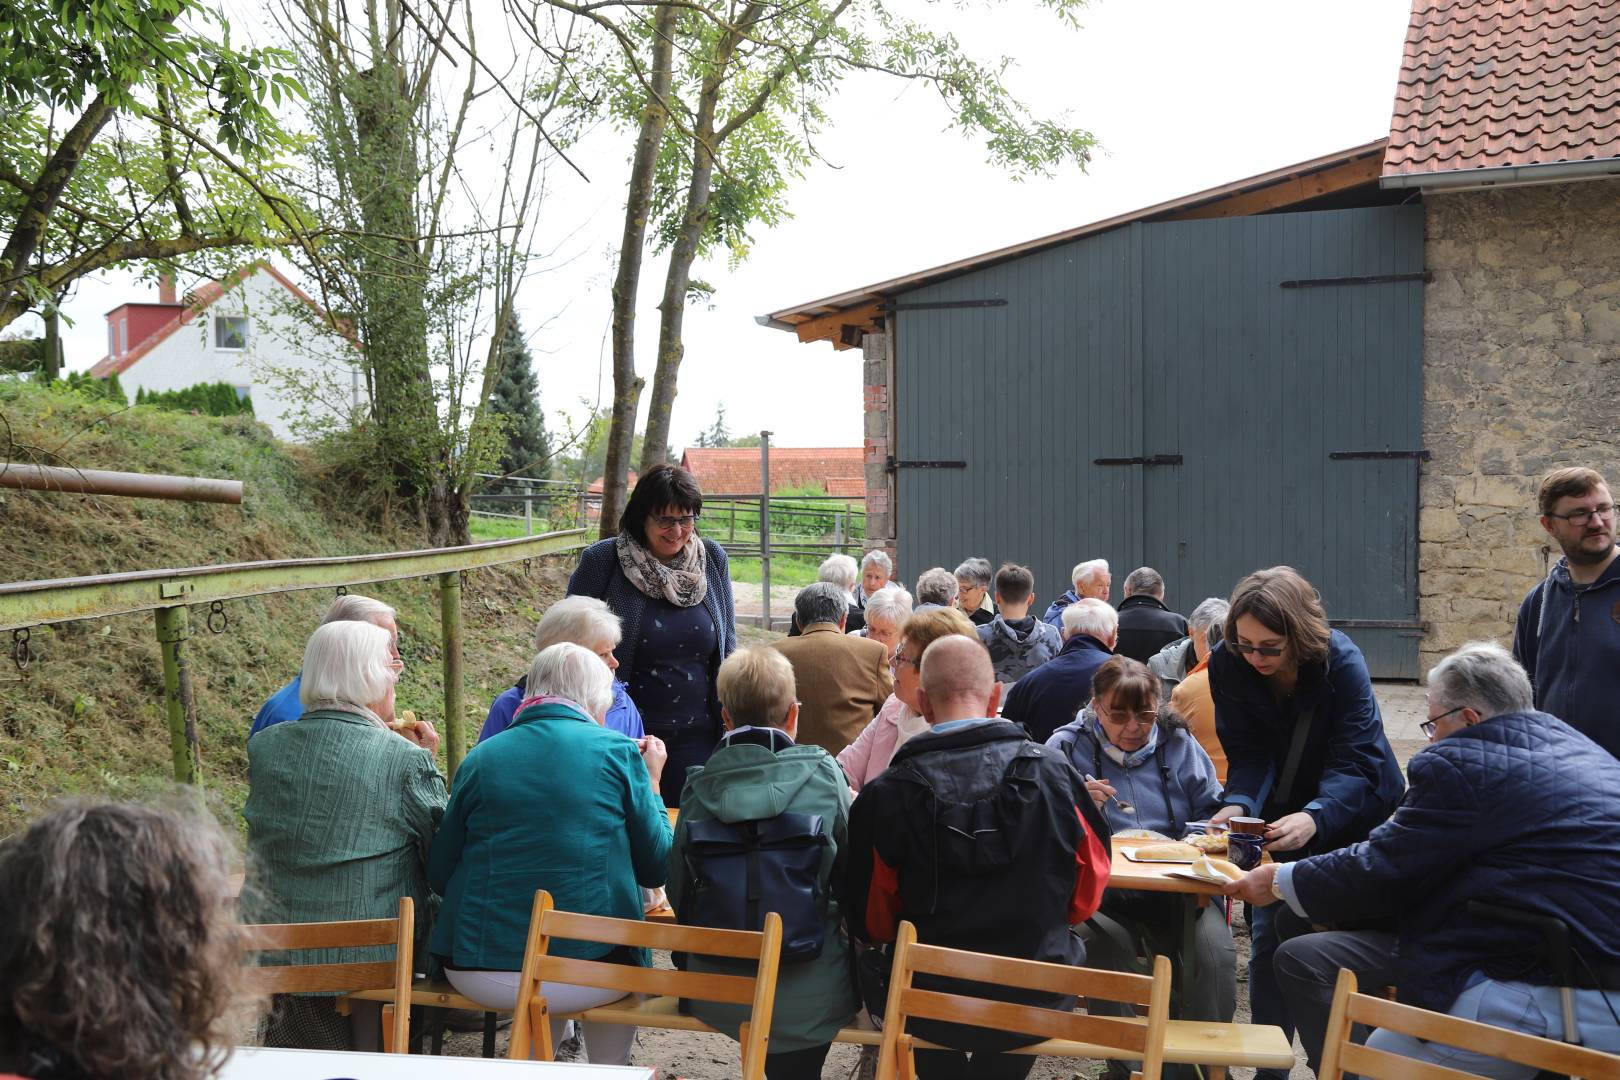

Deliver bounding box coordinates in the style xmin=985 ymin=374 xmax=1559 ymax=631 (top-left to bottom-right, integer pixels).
xmin=428 ymin=700 xmax=671 ymax=969
xmin=667 ymin=733 xmax=858 ymax=1052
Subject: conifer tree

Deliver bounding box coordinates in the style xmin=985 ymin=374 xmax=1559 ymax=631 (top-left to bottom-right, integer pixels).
xmin=489 ymin=314 xmax=549 ymax=479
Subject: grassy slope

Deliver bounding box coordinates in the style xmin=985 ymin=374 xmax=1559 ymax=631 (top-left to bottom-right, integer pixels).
xmin=0 ymin=383 xmax=571 ymax=836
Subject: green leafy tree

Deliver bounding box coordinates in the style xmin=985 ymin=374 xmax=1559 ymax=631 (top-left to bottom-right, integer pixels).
xmin=0 ymin=0 xmax=312 ymax=333
xmin=133 ymin=379 xmax=252 ymax=416
xmin=694 ymin=402 xmax=731 ymax=448
xmin=489 ymin=315 xmax=550 ymax=480
xmin=540 ymin=0 xmax=1097 ymax=534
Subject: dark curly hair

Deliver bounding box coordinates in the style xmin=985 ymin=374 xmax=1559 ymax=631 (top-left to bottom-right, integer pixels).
xmin=0 ymin=800 xmax=249 ymax=1080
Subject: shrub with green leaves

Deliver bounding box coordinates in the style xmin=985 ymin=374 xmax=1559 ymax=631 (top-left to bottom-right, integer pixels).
xmin=135 ymin=381 xmax=253 ymax=417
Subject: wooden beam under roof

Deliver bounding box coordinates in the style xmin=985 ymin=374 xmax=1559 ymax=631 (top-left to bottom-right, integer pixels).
xmin=792 ymin=301 xmax=884 ymax=350
xmin=1156 ymin=151 xmax=1385 ymax=221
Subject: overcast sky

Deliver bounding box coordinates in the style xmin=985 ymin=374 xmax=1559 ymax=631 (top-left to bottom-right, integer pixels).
xmin=48 ymin=0 xmax=1415 ymax=455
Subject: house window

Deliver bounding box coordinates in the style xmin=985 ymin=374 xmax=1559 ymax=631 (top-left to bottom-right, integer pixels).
xmin=119 ymin=318 xmax=128 ymax=355
xmin=108 ymin=321 xmax=117 ymax=357
xmin=214 ymin=315 xmax=249 ymax=350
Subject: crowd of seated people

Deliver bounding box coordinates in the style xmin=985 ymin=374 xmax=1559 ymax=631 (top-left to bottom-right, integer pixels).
xmin=8 ymin=464 xmax=1620 ymax=1080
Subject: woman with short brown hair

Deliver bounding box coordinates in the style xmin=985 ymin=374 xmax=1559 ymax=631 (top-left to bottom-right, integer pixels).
xmin=1208 ymin=565 xmax=1405 ymax=1079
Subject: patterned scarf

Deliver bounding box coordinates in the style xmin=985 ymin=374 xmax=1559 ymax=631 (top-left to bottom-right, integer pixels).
xmin=615 ymin=531 xmax=708 ymax=607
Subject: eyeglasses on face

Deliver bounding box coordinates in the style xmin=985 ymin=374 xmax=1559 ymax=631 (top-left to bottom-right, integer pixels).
xmin=1546 ymin=503 xmax=1618 ymax=527
xmin=652 ymin=512 xmax=701 ymax=531
xmin=1096 ymin=702 xmax=1158 ymax=729
xmin=1420 ymin=704 xmax=1468 ymax=739
xmin=890 ymin=653 xmax=919 ymax=673
xmin=1232 ymin=641 xmax=1286 ymax=658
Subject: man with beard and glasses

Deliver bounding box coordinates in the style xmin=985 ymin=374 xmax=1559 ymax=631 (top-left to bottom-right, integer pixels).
xmin=1512 ymin=466 xmax=1620 ymax=759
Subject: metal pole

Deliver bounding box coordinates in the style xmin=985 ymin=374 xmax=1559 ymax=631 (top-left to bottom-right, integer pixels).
xmin=834 ymin=511 xmax=844 ymax=554
xmin=524 ymin=498 xmax=533 ymax=535
xmin=760 ymin=432 xmax=772 ymax=630
xmin=154 ymin=605 xmax=202 ymax=788
xmin=0 ymin=463 xmax=243 ymax=504
xmin=728 ymin=501 xmax=736 ymax=544
xmin=439 ymin=571 xmax=466 ymax=780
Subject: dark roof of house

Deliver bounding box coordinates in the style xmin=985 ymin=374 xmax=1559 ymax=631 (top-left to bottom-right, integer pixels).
xmin=1384 ymin=0 xmax=1620 ymax=178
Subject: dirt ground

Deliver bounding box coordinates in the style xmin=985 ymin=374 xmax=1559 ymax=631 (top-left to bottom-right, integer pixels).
xmin=441 ymin=683 xmax=1431 ymax=1078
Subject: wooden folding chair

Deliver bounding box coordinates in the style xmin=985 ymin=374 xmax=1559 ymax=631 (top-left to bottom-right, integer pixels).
xmin=1318 ymin=968 xmax=1620 ymax=1079
xmin=239 ymin=895 xmax=415 ymax=1054
xmin=506 ymin=889 xmax=783 ymax=1079
xmin=875 ymin=920 xmax=1172 ymax=1080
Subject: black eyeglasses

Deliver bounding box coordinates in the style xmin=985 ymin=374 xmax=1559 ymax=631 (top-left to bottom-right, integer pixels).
xmin=1232 ymin=642 xmax=1286 ymax=658
xmin=1421 ymin=705 xmax=1468 ymax=739
xmin=1546 ymin=503 xmax=1618 ymax=527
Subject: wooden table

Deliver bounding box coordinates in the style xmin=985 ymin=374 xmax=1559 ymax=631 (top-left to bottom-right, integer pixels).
xmin=1103 ymin=846 xmax=1266 ymax=1025
xmin=220 ymin=1046 xmax=653 ymax=1078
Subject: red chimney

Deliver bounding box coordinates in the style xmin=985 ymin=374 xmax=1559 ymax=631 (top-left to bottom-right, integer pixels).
xmin=158 ymin=273 xmax=177 ymax=304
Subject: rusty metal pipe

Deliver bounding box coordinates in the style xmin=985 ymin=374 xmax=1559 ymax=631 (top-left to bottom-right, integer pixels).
xmin=0 ymin=464 xmax=243 ymax=504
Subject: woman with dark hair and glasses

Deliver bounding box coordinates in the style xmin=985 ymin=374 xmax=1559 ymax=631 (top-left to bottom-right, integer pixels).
xmin=1206 ymin=565 xmax=1405 ymax=1080
xmin=1047 ymin=655 xmax=1234 ymax=1075
xmin=569 ymin=464 xmax=737 ymax=805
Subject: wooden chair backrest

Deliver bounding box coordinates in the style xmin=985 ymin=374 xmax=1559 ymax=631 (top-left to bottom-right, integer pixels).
xmin=238 ymin=895 xmax=414 ymax=1053
xmin=876 ymin=920 xmax=1171 ymax=1080
xmin=1318 ymin=968 xmax=1620 ymax=1079
xmin=506 ymin=890 xmax=783 ymax=1078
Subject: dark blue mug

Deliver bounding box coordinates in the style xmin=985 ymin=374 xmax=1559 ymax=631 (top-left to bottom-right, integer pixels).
xmin=1228 ymin=832 xmax=1264 ymax=871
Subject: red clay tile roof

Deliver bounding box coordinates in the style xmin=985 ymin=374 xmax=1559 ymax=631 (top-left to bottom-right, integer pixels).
xmin=1385 ymin=0 xmax=1620 ymax=177
xmin=87 ymin=262 xmax=353 ymax=377
xmin=679 ymin=447 xmax=865 ymax=498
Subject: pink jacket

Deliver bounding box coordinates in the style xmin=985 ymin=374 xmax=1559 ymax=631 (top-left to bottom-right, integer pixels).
xmin=838 ymin=693 xmax=923 ymax=791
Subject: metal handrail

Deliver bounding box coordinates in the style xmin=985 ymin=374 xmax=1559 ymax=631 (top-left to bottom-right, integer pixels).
xmin=1 ymin=529 xmax=590 ymax=786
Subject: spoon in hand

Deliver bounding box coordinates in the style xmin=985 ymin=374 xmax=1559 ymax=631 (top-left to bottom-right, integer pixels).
xmin=1084 ymin=773 xmax=1135 ymax=814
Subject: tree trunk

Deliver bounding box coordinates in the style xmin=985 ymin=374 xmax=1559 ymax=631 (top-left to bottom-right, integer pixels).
xmin=600 ymin=3 xmax=679 ymax=539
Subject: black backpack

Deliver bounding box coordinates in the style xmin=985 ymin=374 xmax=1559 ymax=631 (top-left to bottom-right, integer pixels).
xmin=680 ymin=811 xmax=830 ymax=963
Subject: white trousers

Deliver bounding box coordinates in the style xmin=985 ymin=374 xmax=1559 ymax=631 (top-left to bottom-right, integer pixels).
xmin=445 ymin=968 xmax=636 ymax=1065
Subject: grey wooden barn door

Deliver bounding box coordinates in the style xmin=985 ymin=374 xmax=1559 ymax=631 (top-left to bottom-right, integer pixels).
xmin=893 ymin=203 xmax=1424 ymax=677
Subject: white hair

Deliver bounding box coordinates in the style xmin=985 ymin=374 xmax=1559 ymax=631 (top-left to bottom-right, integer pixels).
xmin=300 ymin=620 xmax=397 ymax=715
xmin=1188 ymin=597 xmax=1230 ymax=637
xmin=535 ymin=595 xmax=622 ymax=653
xmin=819 ymin=553 xmax=859 ymax=592
xmin=527 ymin=642 xmax=615 ymax=723
xmin=915 ymin=567 xmax=959 ymax=606
xmin=1427 ymin=641 xmax=1534 ymax=721
xmin=863 ymin=586 xmax=913 ymax=628
xmin=1062 ymin=597 xmax=1118 ymax=642
xmin=861 ymin=549 xmax=893 ymax=574
xmin=321 ymin=593 xmax=396 ymax=628
xmin=1071 ymin=559 xmax=1110 ymax=589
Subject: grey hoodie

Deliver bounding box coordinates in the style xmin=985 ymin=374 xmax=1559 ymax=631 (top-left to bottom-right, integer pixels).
xmin=977 ymin=614 xmax=1063 ymax=685
xmin=1148 ymin=637 xmax=1199 ymax=700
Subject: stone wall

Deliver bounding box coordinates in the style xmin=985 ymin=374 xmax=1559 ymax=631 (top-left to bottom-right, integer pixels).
xmin=1419 ymin=178 xmax=1620 ymax=672
xmin=860 ymin=330 xmax=897 ymax=571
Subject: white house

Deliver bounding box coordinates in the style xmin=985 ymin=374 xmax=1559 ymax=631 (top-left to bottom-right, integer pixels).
xmin=88 ymin=262 xmax=362 ymax=440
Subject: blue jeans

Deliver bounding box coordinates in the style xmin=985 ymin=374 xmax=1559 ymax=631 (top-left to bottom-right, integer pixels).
xmin=1244 ymin=902 xmax=1293 ymax=1079
xmin=1366 ymin=977 xmax=1620 ymax=1079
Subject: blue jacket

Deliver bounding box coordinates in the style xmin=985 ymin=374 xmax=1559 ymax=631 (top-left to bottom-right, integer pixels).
xmin=479 ymin=678 xmax=643 ymax=743
xmin=1290 ymin=711 xmax=1620 ymax=1012
xmin=249 ymin=674 xmax=303 ymax=740
xmin=1047 ymin=709 xmax=1224 ymax=837
xmin=1001 ymin=633 xmax=1114 ymax=745
xmin=1208 ymin=630 xmax=1404 ymax=858
xmin=567 ymin=537 xmax=737 ymax=682
xmin=427 ymin=700 xmax=671 ymax=969
xmin=1042 ymin=589 xmax=1080 ymax=629
xmin=1512 ymin=555 xmax=1620 ymax=759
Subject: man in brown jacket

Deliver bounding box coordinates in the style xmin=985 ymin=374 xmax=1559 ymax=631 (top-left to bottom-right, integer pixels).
xmin=772 ymin=582 xmax=893 ymax=755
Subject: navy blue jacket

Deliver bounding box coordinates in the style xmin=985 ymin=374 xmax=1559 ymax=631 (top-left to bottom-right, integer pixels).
xmin=1512 ymin=555 xmax=1620 ymax=759
xmin=1208 ymin=630 xmax=1404 ymax=858
xmin=567 ymin=537 xmax=737 ymax=682
xmin=1291 ymin=711 xmax=1620 ymax=1011
xmin=1001 ymin=633 xmax=1114 ymax=745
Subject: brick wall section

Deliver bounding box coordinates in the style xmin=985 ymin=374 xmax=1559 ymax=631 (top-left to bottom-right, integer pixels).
xmin=861 ymin=330 xmax=896 ymax=573
xmin=1419 ymin=178 xmax=1620 ymax=672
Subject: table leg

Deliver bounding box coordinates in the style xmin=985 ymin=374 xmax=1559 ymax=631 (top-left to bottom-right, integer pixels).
xmin=482 ymin=1011 xmax=497 ymax=1058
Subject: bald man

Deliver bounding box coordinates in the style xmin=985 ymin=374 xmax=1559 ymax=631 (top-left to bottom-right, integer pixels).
xmin=841 ymin=636 xmax=1112 ymax=1079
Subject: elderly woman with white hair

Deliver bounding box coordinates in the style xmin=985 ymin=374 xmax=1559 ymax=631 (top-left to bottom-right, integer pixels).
xmin=480 ymin=596 xmax=644 ymax=742
xmin=428 ymin=643 xmax=672 ymax=1065
xmin=787 ymin=553 xmax=867 ymax=637
xmin=954 ymin=556 xmax=996 ymax=626
xmin=245 ymin=619 xmax=448 ymax=1050
xmin=857 ymin=548 xmax=895 ymax=608
xmin=851 ymin=583 xmax=913 ymax=663
xmin=913 ymin=566 xmax=959 ymax=612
